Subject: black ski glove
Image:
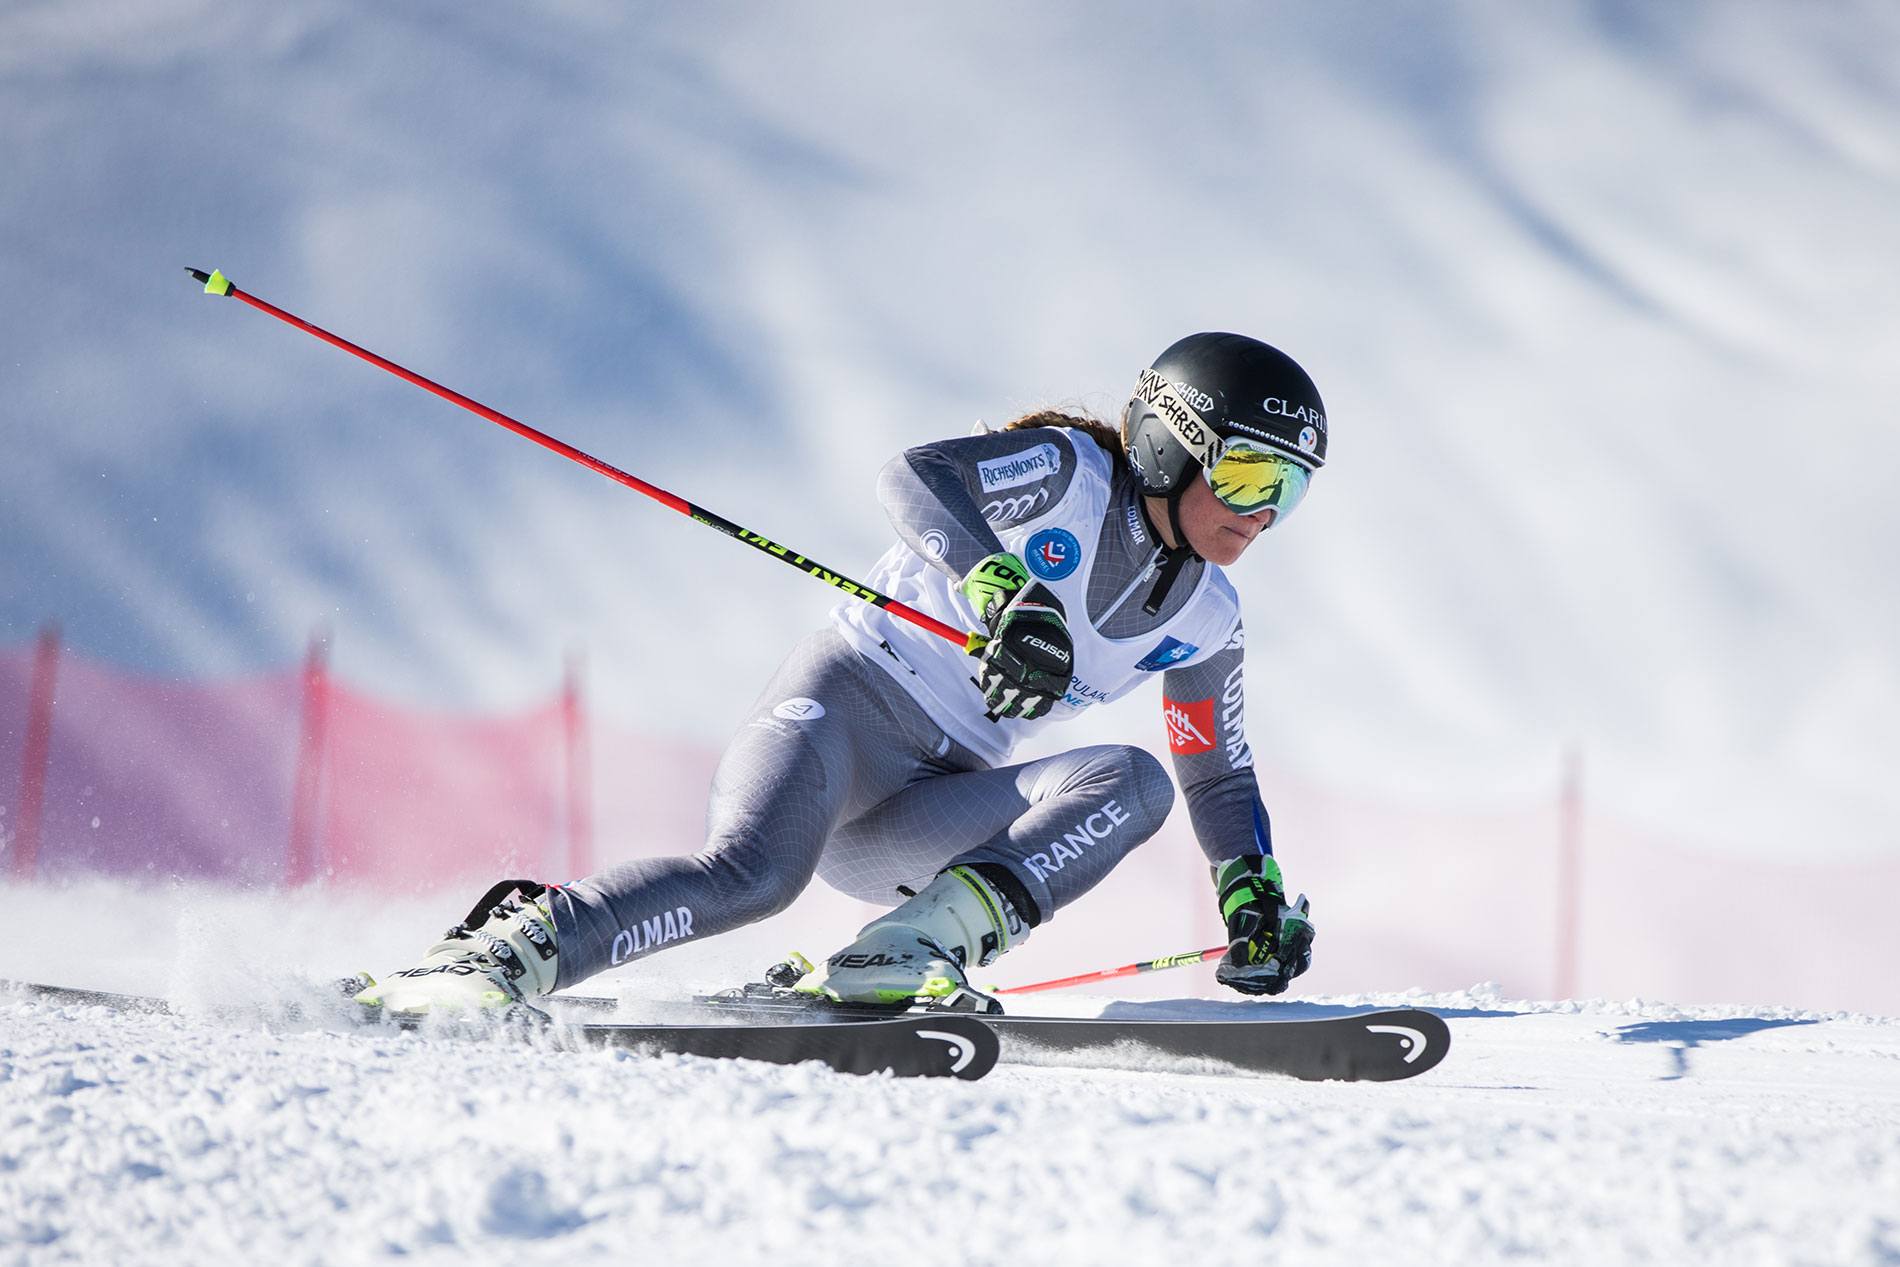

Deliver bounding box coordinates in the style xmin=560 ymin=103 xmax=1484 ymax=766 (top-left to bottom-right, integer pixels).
xmin=1211 ymin=855 xmax=1315 ymax=996
xmin=961 ymin=551 xmax=1074 ymax=721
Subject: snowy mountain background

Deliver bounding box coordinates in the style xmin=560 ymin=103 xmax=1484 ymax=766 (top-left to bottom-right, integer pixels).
xmin=4 ymin=7 xmax=1899 ymax=945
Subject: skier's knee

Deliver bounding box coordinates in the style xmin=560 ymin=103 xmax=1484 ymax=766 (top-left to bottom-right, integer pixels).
xmin=1103 ymin=744 xmax=1174 ymax=839
xmin=698 ymin=836 xmax=815 ymax=923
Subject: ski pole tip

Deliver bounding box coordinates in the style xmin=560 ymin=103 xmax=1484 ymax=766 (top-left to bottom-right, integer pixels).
xmin=185 ymin=267 xmax=232 ymax=296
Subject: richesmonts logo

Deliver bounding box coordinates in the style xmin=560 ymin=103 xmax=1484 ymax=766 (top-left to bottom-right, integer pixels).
xmin=977 ymin=442 xmax=1062 ymax=492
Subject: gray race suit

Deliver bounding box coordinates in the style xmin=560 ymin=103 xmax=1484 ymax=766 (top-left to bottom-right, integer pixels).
xmin=548 ymin=427 xmax=1273 ymax=988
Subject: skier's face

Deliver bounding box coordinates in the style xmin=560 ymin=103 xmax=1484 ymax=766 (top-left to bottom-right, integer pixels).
xmin=1178 ymin=478 xmax=1276 ymax=565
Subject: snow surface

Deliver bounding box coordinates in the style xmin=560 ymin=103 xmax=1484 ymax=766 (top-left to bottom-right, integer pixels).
xmin=5 ymin=882 xmax=1900 ymax=1263
xmin=4 ymin=978 xmax=1897 ymax=1266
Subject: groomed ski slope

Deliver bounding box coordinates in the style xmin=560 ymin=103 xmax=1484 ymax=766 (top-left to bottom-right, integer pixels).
xmin=4 ymin=984 xmax=1897 ymax=1266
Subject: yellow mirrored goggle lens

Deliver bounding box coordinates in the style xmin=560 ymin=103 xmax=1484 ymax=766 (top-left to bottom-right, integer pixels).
xmin=1204 ymin=441 xmax=1312 ymax=519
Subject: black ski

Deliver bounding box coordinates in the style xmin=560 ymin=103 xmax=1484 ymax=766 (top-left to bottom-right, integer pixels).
xmin=566 ymin=1014 xmax=996 ymax=1079
xmin=982 ymin=1008 xmax=1446 ymax=1081
xmin=1 ymin=979 xmax=998 ymax=1081
xmin=0 ymin=981 xmax=175 ymax=1014
xmin=8 ymin=977 xmax=1447 ymax=1080
xmin=566 ymin=988 xmax=1450 ymax=1082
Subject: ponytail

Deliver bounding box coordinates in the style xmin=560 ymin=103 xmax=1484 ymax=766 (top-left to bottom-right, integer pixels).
xmin=999 ymin=409 xmax=1127 ymax=471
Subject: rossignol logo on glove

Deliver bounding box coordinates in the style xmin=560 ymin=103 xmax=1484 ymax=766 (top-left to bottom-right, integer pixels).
xmin=1163 ymin=697 xmax=1216 ymax=754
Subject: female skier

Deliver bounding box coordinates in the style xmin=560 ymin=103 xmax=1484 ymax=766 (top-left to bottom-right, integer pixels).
xmin=360 ymin=332 xmax=1327 ymax=1015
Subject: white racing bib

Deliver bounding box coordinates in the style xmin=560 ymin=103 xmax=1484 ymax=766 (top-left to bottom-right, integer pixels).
xmin=836 ymin=439 xmax=1241 ymax=765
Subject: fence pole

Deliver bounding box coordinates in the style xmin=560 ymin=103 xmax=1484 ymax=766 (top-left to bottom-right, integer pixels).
xmin=286 ymin=629 xmax=331 ymax=886
xmin=1555 ymin=744 xmax=1583 ymax=999
xmin=561 ymin=650 xmax=593 ymax=880
xmin=11 ymin=623 xmax=62 ymax=880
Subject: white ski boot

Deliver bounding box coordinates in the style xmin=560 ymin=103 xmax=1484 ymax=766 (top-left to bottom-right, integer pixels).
xmin=354 ymin=880 xmax=560 ymax=1019
xmin=796 ymin=865 xmax=1030 ymax=1011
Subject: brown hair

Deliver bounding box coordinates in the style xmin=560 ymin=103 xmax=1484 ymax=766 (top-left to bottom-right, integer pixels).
xmin=999 ymin=409 xmax=1127 ymax=470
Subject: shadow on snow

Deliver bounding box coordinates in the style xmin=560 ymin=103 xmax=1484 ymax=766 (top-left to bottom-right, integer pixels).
xmin=1612 ymin=1016 xmax=1821 ymax=1080
xmin=1095 ymin=999 xmax=1520 ymax=1022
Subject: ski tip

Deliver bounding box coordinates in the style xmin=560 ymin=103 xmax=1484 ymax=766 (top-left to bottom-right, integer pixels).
xmin=186 ymin=267 xmax=231 ymax=296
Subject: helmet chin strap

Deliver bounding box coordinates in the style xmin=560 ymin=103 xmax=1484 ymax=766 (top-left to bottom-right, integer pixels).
xmin=1142 ymin=481 xmax=1201 ymax=616
xmin=1164 ymin=482 xmax=1200 ymax=561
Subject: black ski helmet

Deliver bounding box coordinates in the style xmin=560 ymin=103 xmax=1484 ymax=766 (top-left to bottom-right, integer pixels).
xmin=1122 ymin=333 xmax=1328 ymax=502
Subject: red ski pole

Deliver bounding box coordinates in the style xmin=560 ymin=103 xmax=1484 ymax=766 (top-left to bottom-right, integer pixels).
xmin=993 ymin=945 xmax=1228 ymax=996
xmin=185 ymin=267 xmax=986 ymax=655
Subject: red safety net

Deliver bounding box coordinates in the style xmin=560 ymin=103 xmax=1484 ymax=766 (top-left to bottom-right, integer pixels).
xmin=8 ymin=636 xmax=1900 ymax=1012
xmin=1 ymin=645 xmax=301 ymax=885
xmin=312 ymin=680 xmax=572 ymax=889
xmin=0 ymin=639 xmax=588 ymax=892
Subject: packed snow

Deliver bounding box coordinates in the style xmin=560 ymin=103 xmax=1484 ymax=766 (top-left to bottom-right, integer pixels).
xmin=3 ymin=884 xmax=1897 ymax=1265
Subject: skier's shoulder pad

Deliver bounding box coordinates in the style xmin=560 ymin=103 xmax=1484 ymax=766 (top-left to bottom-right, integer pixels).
xmin=963 ymin=427 xmax=1094 ymax=530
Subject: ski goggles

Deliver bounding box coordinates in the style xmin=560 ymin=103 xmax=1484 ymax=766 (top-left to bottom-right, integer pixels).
xmin=1204 ymin=437 xmax=1313 ymax=522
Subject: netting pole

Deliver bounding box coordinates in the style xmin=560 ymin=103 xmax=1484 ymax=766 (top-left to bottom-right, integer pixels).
xmin=1554 ymin=744 xmax=1583 ymax=999
xmin=561 ymin=649 xmax=593 ymax=880
xmin=286 ymin=629 xmax=332 ymax=887
xmin=11 ymin=623 xmax=61 ymax=880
